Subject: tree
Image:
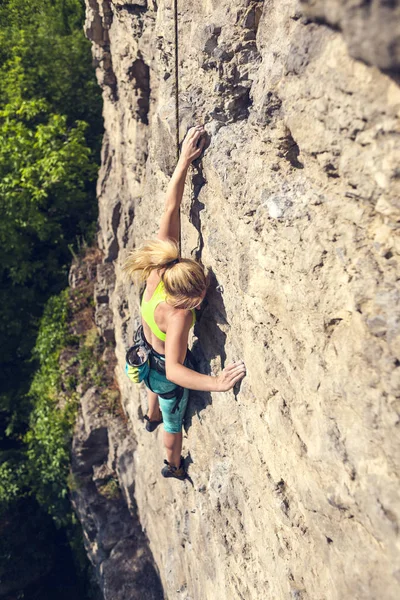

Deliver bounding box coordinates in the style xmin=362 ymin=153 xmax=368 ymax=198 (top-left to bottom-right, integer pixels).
xmin=0 ymin=0 xmax=102 ymax=442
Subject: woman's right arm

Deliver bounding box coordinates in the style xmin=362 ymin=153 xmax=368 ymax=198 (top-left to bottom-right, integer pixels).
xmin=165 ymin=311 xmax=246 ymax=392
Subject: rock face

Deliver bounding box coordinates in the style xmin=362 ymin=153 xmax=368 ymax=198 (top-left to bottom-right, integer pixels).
xmin=299 ymin=0 xmax=400 ymax=72
xmin=71 ymin=387 xmax=164 ymax=600
xmin=68 ymin=255 xmax=164 ymax=600
xmin=83 ymin=1 xmax=400 ymax=599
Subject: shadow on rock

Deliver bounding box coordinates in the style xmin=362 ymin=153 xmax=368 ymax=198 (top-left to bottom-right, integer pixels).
xmin=189 ymin=161 xmax=207 ymax=262
xmin=184 ymin=269 xmax=228 ymax=433
xmin=183 ymin=452 xmax=195 ymax=487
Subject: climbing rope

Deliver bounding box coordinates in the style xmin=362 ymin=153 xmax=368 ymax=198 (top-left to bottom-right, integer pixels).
xmin=173 ymin=0 xmax=182 ymax=253
xmin=173 ymin=0 xmax=200 ymax=257
xmin=173 ymin=0 xmax=180 ymax=164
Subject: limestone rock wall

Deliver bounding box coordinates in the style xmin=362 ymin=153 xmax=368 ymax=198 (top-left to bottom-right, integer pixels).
xmin=68 ymin=256 xmax=164 ymax=600
xmin=83 ymin=1 xmax=400 ymax=599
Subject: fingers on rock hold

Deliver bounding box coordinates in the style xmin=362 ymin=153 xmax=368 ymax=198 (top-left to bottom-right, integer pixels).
xmin=188 ymin=125 xmax=202 ymax=137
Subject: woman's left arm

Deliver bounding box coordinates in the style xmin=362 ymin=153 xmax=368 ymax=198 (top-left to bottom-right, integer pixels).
xmin=158 ymin=126 xmax=205 ymax=244
xmin=165 ymin=311 xmax=246 ymax=392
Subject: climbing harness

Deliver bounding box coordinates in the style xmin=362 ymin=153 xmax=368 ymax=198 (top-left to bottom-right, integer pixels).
xmin=125 ymin=325 xmax=151 ymax=383
xmin=125 ymin=325 xmax=185 ymax=413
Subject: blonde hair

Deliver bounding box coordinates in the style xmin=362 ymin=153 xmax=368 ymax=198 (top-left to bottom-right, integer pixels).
xmin=123 ymin=239 xmax=208 ymax=310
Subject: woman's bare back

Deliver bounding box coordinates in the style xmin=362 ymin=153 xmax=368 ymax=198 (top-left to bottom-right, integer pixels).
xmin=142 ymin=270 xmax=176 ymax=354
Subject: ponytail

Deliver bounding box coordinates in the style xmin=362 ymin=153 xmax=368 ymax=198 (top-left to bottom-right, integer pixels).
xmin=123 ymin=239 xmax=179 ymax=281
xmin=123 ymin=238 xmax=208 ymax=309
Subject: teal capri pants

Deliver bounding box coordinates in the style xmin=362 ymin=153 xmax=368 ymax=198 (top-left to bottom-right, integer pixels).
xmin=145 ymin=352 xmax=189 ymax=434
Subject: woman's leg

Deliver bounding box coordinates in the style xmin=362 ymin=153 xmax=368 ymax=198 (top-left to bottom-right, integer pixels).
xmin=147 ymin=389 xmax=162 ymax=421
xmin=159 ymin=388 xmax=189 ymax=471
xmin=163 ymin=431 xmax=182 ymax=468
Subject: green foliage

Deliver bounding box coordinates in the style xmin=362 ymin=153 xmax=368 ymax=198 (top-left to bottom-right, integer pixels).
xmin=25 ymin=293 xmax=75 ymax=525
xmin=33 ymin=292 xmax=70 ymax=367
xmin=0 ymin=101 xmax=97 ymax=289
xmin=0 ymin=0 xmax=102 ymax=447
xmin=0 ymin=1 xmax=99 ymax=128
xmin=0 ymin=1 xmax=103 ymax=594
xmin=0 ymin=291 xmax=75 ymax=525
xmin=0 ymin=263 xmax=113 ymax=596
xmin=25 ymin=399 xmax=76 ymax=525
xmin=77 ymin=327 xmax=104 ymax=387
xmin=97 ymin=477 xmax=121 ymax=501
xmin=0 ymin=283 xmax=117 ymax=525
xmin=0 ymin=459 xmax=27 ymax=505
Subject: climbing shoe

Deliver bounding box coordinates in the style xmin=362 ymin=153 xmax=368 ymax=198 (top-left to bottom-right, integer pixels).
xmin=144 ymin=414 xmax=163 ymax=432
xmin=161 ymin=457 xmax=186 ymax=481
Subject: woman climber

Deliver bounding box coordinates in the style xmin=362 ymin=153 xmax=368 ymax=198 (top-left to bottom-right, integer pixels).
xmin=123 ymin=125 xmax=246 ymax=480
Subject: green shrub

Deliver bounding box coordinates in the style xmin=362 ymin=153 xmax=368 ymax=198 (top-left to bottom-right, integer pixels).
xmin=97 ymin=477 xmax=120 ymax=501
xmin=0 ymin=0 xmax=102 ymax=449
xmin=0 ymin=291 xmax=76 ymax=525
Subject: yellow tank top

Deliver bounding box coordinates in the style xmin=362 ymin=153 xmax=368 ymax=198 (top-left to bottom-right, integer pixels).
xmin=141 ymin=280 xmax=196 ymax=342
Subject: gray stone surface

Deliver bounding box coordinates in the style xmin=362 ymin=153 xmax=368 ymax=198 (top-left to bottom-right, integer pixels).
xmin=299 ymin=0 xmax=400 ymax=72
xmin=83 ymin=1 xmax=400 ymax=599
xmin=71 ymin=386 xmax=164 ymax=600
xmin=70 ymin=262 xmax=163 ymax=600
